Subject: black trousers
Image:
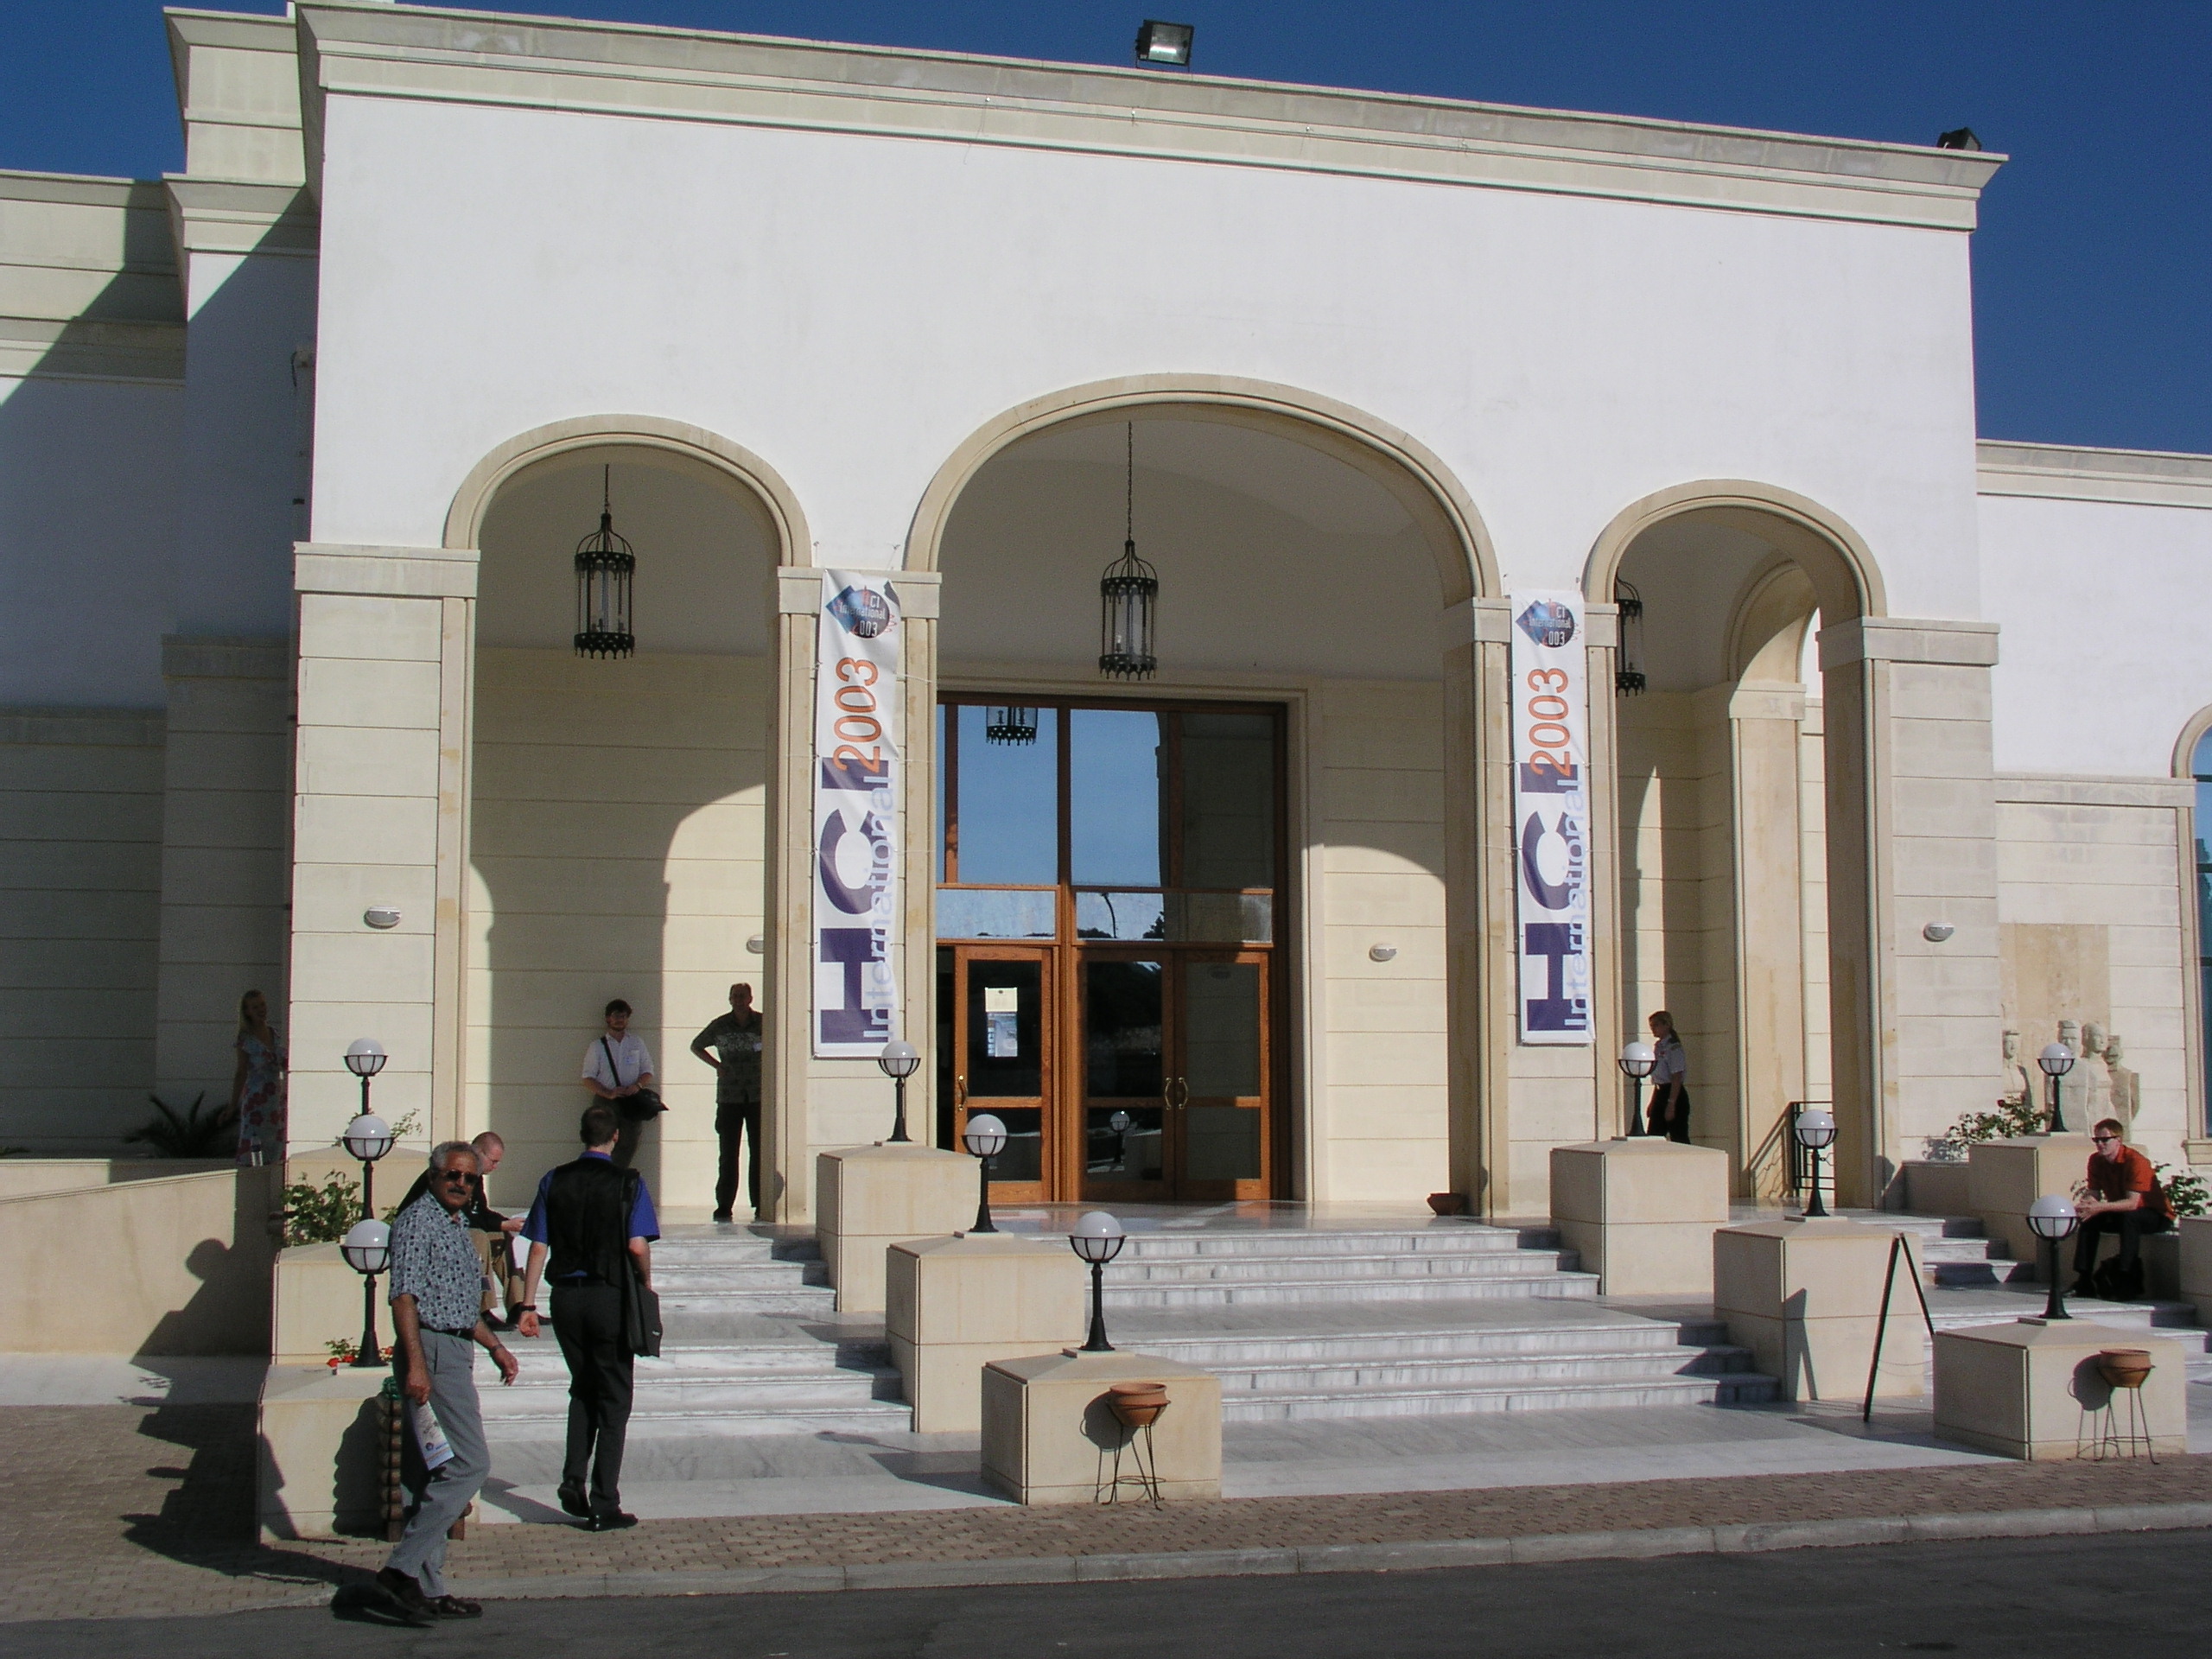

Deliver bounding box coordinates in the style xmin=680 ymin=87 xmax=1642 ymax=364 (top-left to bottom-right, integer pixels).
xmin=1645 ymin=1087 xmax=1692 ymax=1144
xmin=549 ymin=1282 xmax=633 ymax=1513
xmin=716 ymin=1099 xmax=761 ymax=1215
xmin=2073 ymin=1209 xmax=2171 ymax=1275
xmin=611 ymin=1116 xmax=641 ymax=1169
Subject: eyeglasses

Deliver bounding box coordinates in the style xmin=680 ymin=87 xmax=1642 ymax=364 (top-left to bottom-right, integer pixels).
xmin=436 ymin=1170 xmax=480 ymax=1185
xmin=2091 ymin=1135 xmax=2119 ymax=1145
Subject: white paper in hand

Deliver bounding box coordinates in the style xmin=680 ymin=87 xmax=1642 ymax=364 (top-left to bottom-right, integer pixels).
xmin=411 ymin=1401 xmax=455 ymax=1471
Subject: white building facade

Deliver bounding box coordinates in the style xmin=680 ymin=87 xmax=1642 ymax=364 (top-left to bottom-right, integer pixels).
xmin=6 ymin=2 xmax=2210 ymax=1218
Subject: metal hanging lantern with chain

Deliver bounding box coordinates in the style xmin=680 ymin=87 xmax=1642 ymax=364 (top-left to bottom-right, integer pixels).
xmin=574 ymin=465 xmax=636 ymax=659
xmin=983 ymin=706 xmax=1039 ymax=746
xmin=1098 ymin=422 xmax=1158 ymax=680
xmin=1613 ymin=577 xmax=1646 ymax=696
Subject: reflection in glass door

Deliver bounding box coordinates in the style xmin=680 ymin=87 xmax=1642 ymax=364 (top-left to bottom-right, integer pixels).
xmin=944 ymin=946 xmax=1052 ymax=1201
xmin=1082 ymin=957 xmax=1167 ymax=1200
xmin=1176 ymin=955 xmax=1267 ymax=1199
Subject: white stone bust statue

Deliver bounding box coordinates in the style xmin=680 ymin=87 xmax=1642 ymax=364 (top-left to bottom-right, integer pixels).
xmin=2079 ymin=1021 xmax=2113 ymax=1123
xmin=2101 ymin=1031 xmax=2139 ymax=1126
xmin=2000 ymin=1028 xmax=2034 ymax=1108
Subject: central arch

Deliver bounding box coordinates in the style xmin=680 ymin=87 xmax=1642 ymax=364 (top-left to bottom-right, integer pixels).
xmin=898 ymin=377 xmax=1507 ymax=1210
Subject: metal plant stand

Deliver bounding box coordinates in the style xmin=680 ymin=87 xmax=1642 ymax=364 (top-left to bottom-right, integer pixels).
xmin=1095 ymin=1405 xmax=1168 ymax=1507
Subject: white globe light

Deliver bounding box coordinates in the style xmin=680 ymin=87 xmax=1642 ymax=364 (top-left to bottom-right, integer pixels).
xmin=876 ymin=1039 xmax=921 ymax=1080
xmin=1618 ymin=1041 xmax=1656 ymax=1079
xmin=963 ymin=1112 xmax=1008 ymax=1159
xmin=341 ymin=1112 xmax=394 ymax=1162
xmin=2037 ymin=1042 xmax=2075 ymax=1077
xmin=1793 ymin=1109 xmax=1838 ymax=1149
xmin=344 ymin=1038 xmax=388 ymax=1078
xmin=2026 ymin=1192 xmax=2080 ymax=1240
xmin=1071 ymin=1209 xmax=1126 ymax=1263
xmin=340 ymin=1217 xmax=391 ymax=1274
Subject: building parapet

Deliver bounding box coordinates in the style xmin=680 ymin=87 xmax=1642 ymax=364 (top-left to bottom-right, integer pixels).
xmin=1977 ymin=441 xmax=2212 ymax=512
xmin=294 ymin=2 xmax=2002 ymax=230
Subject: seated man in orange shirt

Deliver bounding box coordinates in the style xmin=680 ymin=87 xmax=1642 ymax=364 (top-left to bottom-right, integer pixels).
xmin=2070 ymin=1118 xmax=2173 ymax=1302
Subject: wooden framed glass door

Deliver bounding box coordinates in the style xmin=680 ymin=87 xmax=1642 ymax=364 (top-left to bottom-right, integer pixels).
xmin=1173 ymin=951 xmax=1269 ymax=1201
xmin=943 ymin=944 xmax=1052 ymax=1203
xmin=1075 ymin=948 xmax=1269 ymax=1203
xmin=936 ymin=695 xmax=1286 ymax=1204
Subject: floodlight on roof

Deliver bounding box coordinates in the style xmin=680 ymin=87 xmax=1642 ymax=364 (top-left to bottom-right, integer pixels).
xmin=1135 ymin=20 xmax=1193 ymax=67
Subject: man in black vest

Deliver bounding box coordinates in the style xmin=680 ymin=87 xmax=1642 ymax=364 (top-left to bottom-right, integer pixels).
xmin=516 ymin=1103 xmax=660 ymax=1531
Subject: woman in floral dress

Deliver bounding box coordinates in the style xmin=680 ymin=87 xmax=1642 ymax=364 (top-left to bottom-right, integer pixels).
xmin=231 ymin=988 xmax=288 ymax=1165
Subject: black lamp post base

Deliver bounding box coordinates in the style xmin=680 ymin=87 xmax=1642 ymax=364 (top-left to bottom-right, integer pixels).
xmin=887 ymin=1077 xmax=911 ymax=1143
xmin=1080 ymin=1261 xmax=1114 ymax=1352
xmin=971 ymin=1156 xmax=998 ymax=1233
xmin=351 ymin=1273 xmax=385 ymax=1365
xmin=2040 ymin=1238 xmax=2073 ymax=1319
xmin=1803 ymin=1146 xmax=1828 ymax=1218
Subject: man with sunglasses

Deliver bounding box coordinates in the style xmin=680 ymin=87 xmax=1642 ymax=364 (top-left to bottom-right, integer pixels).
xmin=374 ymin=1141 xmax=520 ymax=1624
xmin=2072 ymin=1118 xmax=2174 ymax=1301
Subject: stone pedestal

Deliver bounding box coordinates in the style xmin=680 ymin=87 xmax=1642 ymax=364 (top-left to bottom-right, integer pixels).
xmin=1967 ymin=1135 xmax=2093 ymax=1278
xmin=1933 ymin=1319 xmax=2188 ymax=1460
xmin=981 ymin=1351 xmax=1222 ymax=1505
xmin=887 ymin=1232 xmax=1087 ymax=1432
xmin=1550 ymin=1139 xmax=1730 ymax=1297
xmin=257 ymin=1363 xmax=387 ymax=1541
xmin=815 ymin=1144 xmax=976 ymax=1314
xmin=2179 ymin=1217 xmax=2212 ymax=1326
xmin=274 ymin=1243 xmax=373 ymax=1364
xmin=1899 ymin=1160 xmax=1973 ymax=1218
xmin=1714 ymin=1219 xmax=1926 ymax=1402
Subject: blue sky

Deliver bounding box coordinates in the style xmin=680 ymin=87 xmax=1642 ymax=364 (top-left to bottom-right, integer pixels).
xmin=4 ymin=1 xmax=2205 ymax=453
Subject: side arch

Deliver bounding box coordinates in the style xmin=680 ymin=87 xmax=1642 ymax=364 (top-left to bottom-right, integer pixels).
xmin=903 ymin=375 xmax=1500 ymax=607
xmin=1581 ymin=480 xmax=1887 ymax=625
xmin=2171 ymin=704 xmax=2212 ymax=779
xmin=443 ymin=413 xmax=810 ymax=562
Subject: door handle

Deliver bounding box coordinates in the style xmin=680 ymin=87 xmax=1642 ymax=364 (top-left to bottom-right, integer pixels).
xmin=1168 ymin=1077 xmax=1190 ymax=1109
xmin=955 ymin=1076 xmax=968 ymax=1105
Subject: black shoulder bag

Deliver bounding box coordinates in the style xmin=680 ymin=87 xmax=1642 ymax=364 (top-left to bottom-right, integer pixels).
xmin=617 ymin=1169 xmax=663 ymax=1358
xmin=601 ymin=1034 xmax=665 ymax=1122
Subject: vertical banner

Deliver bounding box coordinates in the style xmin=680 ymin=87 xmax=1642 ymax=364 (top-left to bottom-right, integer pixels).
xmin=1510 ymin=591 xmax=1592 ymax=1044
xmin=812 ymin=571 xmax=902 ymax=1058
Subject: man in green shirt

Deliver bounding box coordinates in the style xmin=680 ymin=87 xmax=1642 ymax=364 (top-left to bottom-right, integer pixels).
xmin=690 ymin=982 xmax=764 ymax=1222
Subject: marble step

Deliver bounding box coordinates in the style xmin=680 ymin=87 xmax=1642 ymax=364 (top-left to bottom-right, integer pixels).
xmin=1212 ymin=1369 xmax=1779 ymax=1421
xmin=658 ymin=1285 xmax=839 ymax=1320
xmin=1106 ymin=1248 xmax=1582 ymax=1288
xmin=1141 ymin=1342 xmax=1759 ymax=1396
xmin=1103 ymin=1269 xmax=1599 ymax=1308
xmin=1113 ymin=1225 xmax=1558 ymax=1259
xmin=1122 ymin=1316 xmax=1732 ymax=1367
xmin=485 ymin=1397 xmax=916 ymax=1439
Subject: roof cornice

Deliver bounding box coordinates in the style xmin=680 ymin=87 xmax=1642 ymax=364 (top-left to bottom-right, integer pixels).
xmin=1977 ymin=439 xmax=2212 ymax=512
xmin=293 ymin=1 xmax=2003 ymax=231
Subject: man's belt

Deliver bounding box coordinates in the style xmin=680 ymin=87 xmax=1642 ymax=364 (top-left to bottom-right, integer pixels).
xmin=426 ymin=1325 xmax=479 ymax=1339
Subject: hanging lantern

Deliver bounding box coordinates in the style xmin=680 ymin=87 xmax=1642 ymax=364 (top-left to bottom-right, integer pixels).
xmin=983 ymin=706 xmax=1039 ymax=746
xmin=1613 ymin=577 xmax=1646 ymax=696
xmin=574 ymin=466 xmax=635 ymax=659
xmin=1099 ymin=422 xmax=1158 ymax=680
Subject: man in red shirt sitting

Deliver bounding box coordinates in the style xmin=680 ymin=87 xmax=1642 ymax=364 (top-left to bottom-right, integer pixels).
xmin=2070 ymin=1118 xmax=2173 ymax=1302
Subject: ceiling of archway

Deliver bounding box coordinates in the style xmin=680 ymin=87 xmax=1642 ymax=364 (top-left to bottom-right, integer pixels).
xmin=940 ymin=416 xmax=1441 ymax=680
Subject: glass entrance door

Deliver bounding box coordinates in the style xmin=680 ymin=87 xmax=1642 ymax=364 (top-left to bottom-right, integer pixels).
xmin=943 ymin=945 xmax=1052 ymax=1202
xmin=936 ymin=696 xmax=1285 ymax=1203
xmin=1077 ymin=950 xmax=1269 ymax=1202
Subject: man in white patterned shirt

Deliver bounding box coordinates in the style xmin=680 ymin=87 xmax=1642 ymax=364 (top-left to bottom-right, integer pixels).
xmin=372 ymin=1141 xmax=520 ymax=1624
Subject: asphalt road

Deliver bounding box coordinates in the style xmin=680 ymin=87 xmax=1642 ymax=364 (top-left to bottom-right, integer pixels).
xmin=3 ymin=1530 xmax=2201 ymax=1658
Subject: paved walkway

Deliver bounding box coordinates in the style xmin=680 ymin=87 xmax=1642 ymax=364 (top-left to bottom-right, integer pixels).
xmin=8 ymin=1399 xmax=2212 ymax=1624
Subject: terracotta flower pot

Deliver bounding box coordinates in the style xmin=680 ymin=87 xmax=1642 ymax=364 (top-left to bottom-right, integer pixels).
xmin=1109 ymin=1382 xmax=1170 ymax=1427
xmin=1427 ymin=1192 xmax=1467 ymax=1216
xmin=2096 ymin=1349 xmax=2154 ymax=1389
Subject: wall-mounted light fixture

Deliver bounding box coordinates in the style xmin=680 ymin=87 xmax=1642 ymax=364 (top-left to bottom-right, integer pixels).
xmin=1613 ymin=578 xmax=1647 ymax=696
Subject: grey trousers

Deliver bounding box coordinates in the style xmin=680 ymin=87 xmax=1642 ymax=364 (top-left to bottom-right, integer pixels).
xmin=387 ymin=1329 xmax=490 ymax=1597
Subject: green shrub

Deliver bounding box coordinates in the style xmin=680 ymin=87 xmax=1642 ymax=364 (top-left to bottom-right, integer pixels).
xmin=123 ymin=1092 xmax=238 ymax=1158
xmin=282 ymin=1173 xmax=364 ymax=1246
xmin=1923 ymin=1095 xmax=2044 ymax=1162
xmin=2157 ymin=1163 xmax=2209 ymax=1220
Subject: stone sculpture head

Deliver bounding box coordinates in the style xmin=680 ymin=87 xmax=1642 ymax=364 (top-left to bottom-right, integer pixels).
xmin=2104 ymin=1033 xmax=2125 ymax=1065
xmin=2058 ymin=1019 xmax=2081 ymax=1052
xmin=2082 ymin=1021 xmax=2107 ymax=1057
xmin=2002 ymin=1029 xmax=2019 ymax=1062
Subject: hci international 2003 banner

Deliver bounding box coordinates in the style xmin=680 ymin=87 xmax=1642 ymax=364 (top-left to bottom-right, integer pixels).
xmin=1509 ymin=591 xmax=1592 ymax=1045
xmin=812 ymin=571 xmax=902 ymax=1058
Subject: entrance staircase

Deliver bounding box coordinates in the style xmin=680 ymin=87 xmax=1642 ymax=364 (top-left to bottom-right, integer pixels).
xmin=477 ymin=1218 xmax=1777 ymax=1455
